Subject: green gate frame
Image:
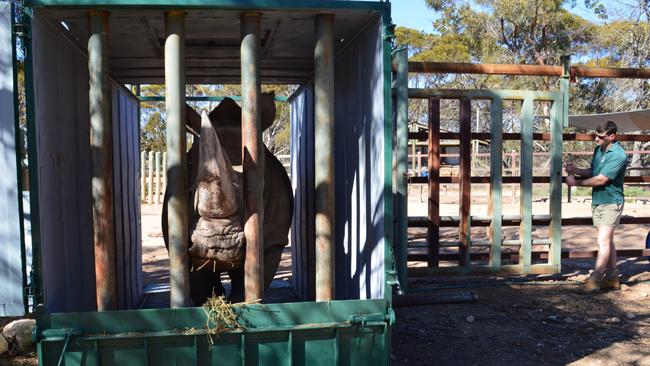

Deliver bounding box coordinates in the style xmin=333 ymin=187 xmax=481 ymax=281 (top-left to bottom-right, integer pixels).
xmin=393 ymin=50 xmax=569 ymax=281
xmin=13 ymin=1 xmax=398 ymax=365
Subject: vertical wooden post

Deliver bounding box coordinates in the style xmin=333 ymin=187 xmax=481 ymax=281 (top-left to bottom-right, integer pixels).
xmin=88 ymin=10 xmax=117 ymax=311
xmin=140 ymin=151 xmax=146 ymax=202
xmin=148 ymin=151 xmax=154 ymax=204
xmin=427 ymin=98 xmax=440 ymax=268
xmin=519 ymin=97 xmax=534 ymax=271
xmin=241 ymin=12 xmax=264 ymax=302
xmin=459 ymin=98 xmax=472 ymax=268
xmin=550 ymin=56 xmax=569 ymax=270
xmin=488 ymin=98 xmax=503 ymax=271
xmin=155 ymin=151 xmax=161 ymax=204
xmin=162 ymin=152 xmax=167 ymax=194
xmin=314 ymin=13 xmax=335 ymax=301
xmin=165 ymin=10 xmax=190 ymax=308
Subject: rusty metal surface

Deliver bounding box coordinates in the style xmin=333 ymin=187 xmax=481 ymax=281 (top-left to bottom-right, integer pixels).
xmin=88 ymin=10 xmax=117 ymax=311
xmin=410 ymin=132 xmax=650 ymax=142
xmin=314 ymin=13 xmax=335 ymax=301
xmin=164 ymin=10 xmax=190 ymax=308
xmin=458 ymin=98 xmax=472 ymax=267
xmin=403 ymin=62 xmax=650 ymax=79
xmin=241 ymin=12 xmax=264 ymax=303
xmin=427 ymin=98 xmax=440 ymax=268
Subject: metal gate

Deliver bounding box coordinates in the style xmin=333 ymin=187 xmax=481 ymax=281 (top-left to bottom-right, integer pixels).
xmin=393 ymin=50 xmax=569 ymax=283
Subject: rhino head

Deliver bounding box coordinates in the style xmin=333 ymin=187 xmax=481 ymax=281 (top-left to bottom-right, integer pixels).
xmin=188 ymin=111 xmax=245 ymax=269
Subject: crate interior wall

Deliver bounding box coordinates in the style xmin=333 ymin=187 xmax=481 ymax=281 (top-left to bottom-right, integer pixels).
xmin=290 ymin=14 xmax=386 ymax=301
xmin=0 ymin=2 xmax=26 ymax=316
xmin=31 ymin=10 xmax=141 ymax=312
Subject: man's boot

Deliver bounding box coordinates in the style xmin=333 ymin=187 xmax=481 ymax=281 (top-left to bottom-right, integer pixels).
xmin=578 ymin=270 xmax=605 ymax=294
xmin=601 ymin=268 xmax=620 ymax=290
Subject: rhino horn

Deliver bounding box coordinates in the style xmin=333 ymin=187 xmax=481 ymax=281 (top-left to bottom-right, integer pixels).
xmin=194 ymin=111 xmax=238 ymax=218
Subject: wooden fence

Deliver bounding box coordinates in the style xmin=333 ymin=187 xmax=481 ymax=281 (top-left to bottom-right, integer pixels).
xmin=139 ymin=151 xmax=290 ymax=204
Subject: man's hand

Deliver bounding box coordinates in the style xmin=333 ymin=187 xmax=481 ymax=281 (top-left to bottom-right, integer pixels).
xmin=565 ymin=162 xmax=576 ymax=175
xmin=566 ymin=175 xmax=578 ymax=187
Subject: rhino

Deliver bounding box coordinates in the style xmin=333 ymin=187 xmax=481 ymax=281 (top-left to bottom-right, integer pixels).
xmin=162 ymin=93 xmax=293 ymax=305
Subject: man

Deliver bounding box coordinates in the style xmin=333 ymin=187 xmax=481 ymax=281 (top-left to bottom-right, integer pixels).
xmin=566 ymin=120 xmax=627 ymax=293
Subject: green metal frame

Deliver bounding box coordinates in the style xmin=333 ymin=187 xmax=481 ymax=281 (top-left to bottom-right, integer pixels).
xmin=37 ymin=300 xmax=391 ymax=365
xmin=25 ymin=0 xmax=390 ymax=11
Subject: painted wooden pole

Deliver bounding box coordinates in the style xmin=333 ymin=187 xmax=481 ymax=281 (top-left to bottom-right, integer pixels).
xmin=162 ymin=152 xmax=168 ymax=194
xmin=155 ymin=151 xmax=161 ymax=204
xmin=519 ymin=97 xmax=534 ymax=272
xmin=165 ymin=10 xmax=190 ymax=308
xmin=393 ymin=48 xmax=408 ymax=290
xmin=427 ymin=98 xmax=441 ymax=268
xmin=148 ymin=151 xmax=154 ymax=204
xmin=88 ymin=10 xmax=117 ymax=311
xmin=241 ymin=12 xmax=264 ymax=302
xmin=488 ymin=98 xmax=503 ymax=270
xmin=458 ymin=97 xmax=472 ymax=268
xmin=140 ymin=151 xmax=146 ymax=202
xmin=549 ymin=56 xmax=569 ymax=269
xmin=314 ymin=13 xmax=335 ymax=301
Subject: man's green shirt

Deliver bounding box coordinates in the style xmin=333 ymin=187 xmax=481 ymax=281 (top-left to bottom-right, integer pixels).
xmin=591 ymin=141 xmax=627 ymax=205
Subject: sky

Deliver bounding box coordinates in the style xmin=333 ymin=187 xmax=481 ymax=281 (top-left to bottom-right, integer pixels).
xmin=389 ymin=0 xmax=611 ymax=33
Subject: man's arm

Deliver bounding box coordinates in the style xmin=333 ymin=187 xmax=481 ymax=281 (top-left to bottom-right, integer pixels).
xmin=565 ymin=163 xmax=592 ymax=178
xmin=566 ymin=174 xmax=609 ymax=187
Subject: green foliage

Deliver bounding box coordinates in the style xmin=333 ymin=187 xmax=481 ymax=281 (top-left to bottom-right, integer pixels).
xmin=141 ymin=111 xmax=166 ymax=152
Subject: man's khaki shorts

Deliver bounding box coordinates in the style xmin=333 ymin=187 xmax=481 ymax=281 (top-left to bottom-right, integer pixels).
xmin=592 ymin=203 xmax=624 ymax=227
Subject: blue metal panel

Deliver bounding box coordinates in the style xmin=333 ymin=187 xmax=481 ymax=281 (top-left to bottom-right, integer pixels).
xmin=111 ymin=83 xmax=142 ymax=309
xmin=32 ymin=11 xmax=142 ymax=312
xmin=290 ymin=15 xmax=385 ymax=301
xmin=332 ymin=15 xmax=384 ymax=300
xmin=0 ymin=2 xmax=25 ymax=316
xmin=32 ymin=11 xmax=97 ymax=313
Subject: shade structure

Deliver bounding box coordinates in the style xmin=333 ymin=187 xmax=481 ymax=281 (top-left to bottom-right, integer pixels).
xmin=569 ymin=109 xmax=650 ymax=133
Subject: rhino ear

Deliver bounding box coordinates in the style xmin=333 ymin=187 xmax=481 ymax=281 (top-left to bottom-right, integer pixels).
xmin=195 ymin=111 xmax=238 ymax=218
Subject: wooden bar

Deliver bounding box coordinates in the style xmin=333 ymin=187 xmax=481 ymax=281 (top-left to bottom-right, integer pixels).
xmin=410 ymin=131 xmax=650 ymax=142
xmin=459 ymin=97 xmax=472 ymax=267
xmin=519 ymin=98 xmax=533 ymax=271
xmin=409 ymin=175 xmax=650 ymax=184
xmin=572 ymin=66 xmax=650 ymax=79
xmin=88 ymin=10 xmax=117 ymax=311
xmin=549 ymin=93 xmax=564 ymax=270
xmin=148 ymin=151 xmax=154 ymax=204
xmin=402 ymin=62 xmax=650 ymax=79
xmin=242 ymin=12 xmax=265 ymax=302
xmin=488 ymin=98 xmax=503 ymax=270
xmin=165 ymin=10 xmax=191 ymax=308
xmin=408 ymin=215 xmax=650 ymax=227
xmin=314 ymin=13 xmax=335 ymax=301
xmin=407 ymin=249 xmax=650 ymax=263
xmin=428 ymin=98 xmax=441 ymax=267
xmin=406 ymin=62 xmax=562 ymax=76
xmin=154 ymin=151 xmax=161 ymax=204
xmin=140 ymin=151 xmax=146 ymax=202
